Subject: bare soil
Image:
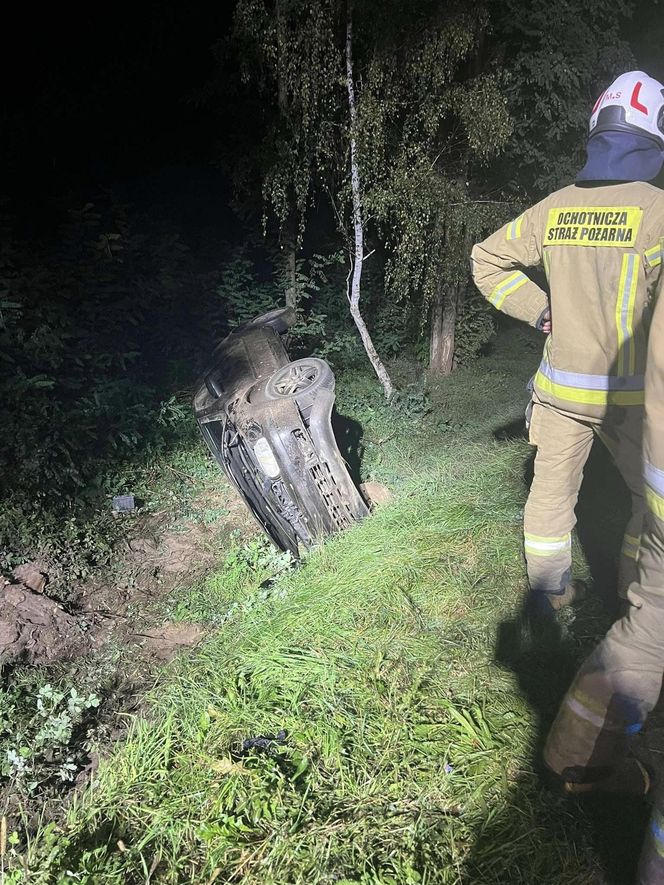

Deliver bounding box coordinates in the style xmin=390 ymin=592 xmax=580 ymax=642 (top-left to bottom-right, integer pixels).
xmin=0 ymin=580 xmax=92 ymax=667
xmin=1 ymin=479 xmax=253 ymax=669
xmin=2 ymin=478 xmax=392 ymax=670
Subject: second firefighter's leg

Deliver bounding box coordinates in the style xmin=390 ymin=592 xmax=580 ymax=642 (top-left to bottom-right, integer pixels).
xmin=524 ymin=402 xmax=595 ymax=607
xmin=597 ymin=407 xmax=646 ymax=599
xmin=544 ymin=511 xmax=664 ymax=787
xmin=637 ymin=796 xmax=664 ymax=884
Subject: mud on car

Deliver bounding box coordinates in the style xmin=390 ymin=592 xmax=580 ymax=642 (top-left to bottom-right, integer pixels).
xmin=193 ymin=308 xmax=368 ymax=555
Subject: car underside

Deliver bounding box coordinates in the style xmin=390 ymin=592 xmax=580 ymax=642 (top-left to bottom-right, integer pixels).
xmin=193 ymin=308 xmax=368 ymax=555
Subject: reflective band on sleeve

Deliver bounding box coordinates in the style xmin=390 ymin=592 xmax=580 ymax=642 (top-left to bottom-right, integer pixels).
xmin=507 ymin=215 xmax=524 ymax=241
xmin=645 ymin=243 xmax=663 ymax=268
xmin=621 ymin=533 xmax=641 ymax=560
xmin=489 ymin=271 xmax=529 ymax=308
xmin=543 ymin=248 xmax=551 ymax=279
xmin=524 ymin=531 xmax=571 ymax=557
xmin=534 ymin=359 xmax=645 ymax=406
xmin=616 ymin=253 xmax=639 ymax=376
xmin=645 ymin=460 xmax=664 ymax=519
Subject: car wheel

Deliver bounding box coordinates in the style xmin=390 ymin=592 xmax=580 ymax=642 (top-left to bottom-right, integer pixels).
xmin=264 ymin=358 xmax=334 ymax=417
xmin=248 ymin=307 xmax=297 ymax=335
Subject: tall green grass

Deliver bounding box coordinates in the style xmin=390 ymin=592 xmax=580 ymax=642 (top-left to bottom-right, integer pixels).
xmin=21 ymin=462 xmax=596 ymax=881
xmin=16 ymin=329 xmax=607 ymax=883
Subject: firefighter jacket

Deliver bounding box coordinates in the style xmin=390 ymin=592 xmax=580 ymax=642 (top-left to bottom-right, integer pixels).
xmin=471 ymin=181 xmax=664 ymax=421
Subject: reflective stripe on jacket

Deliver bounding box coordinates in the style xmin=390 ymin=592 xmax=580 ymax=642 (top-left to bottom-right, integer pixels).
xmin=643 ymin=267 xmax=664 ymax=524
xmin=471 ymin=182 xmax=664 ymax=420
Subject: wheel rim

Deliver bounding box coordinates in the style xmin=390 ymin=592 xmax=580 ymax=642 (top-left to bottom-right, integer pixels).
xmin=273 ymin=363 xmax=319 ymax=396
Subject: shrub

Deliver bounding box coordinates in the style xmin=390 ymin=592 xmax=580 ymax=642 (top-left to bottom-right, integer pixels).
xmin=454 ymin=290 xmax=496 ymax=365
xmin=0 ymin=199 xmax=216 ymax=571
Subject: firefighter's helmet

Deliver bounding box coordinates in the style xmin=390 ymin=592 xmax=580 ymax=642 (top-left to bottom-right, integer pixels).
xmin=590 ymin=71 xmax=664 ymax=148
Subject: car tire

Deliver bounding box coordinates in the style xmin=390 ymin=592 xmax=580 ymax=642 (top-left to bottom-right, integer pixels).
xmin=248 ymin=307 xmax=297 ymax=335
xmin=264 ymin=357 xmax=335 ymax=417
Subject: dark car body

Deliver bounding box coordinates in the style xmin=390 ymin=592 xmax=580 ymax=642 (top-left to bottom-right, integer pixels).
xmin=193 ymin=308 xmax=368 ymax=555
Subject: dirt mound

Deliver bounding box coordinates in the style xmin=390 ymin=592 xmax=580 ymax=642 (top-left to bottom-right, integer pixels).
xmin=361 ymin=481 xmax=394 ymax=507
xmin=0 ymin=577 xmax=91 ymax=666
xmin=131 ymin=622 xmax=205 ymax=662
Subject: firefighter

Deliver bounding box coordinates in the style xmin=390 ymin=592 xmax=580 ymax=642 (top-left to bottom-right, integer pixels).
xmin=471 ymin=71 xmax=664 ymax=613
xmin=543 ymin=216 xmax=664 ymax=882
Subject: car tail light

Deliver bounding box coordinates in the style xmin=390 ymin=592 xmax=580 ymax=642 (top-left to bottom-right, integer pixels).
xmin=252 ymin=437 xmax=280 ymax=478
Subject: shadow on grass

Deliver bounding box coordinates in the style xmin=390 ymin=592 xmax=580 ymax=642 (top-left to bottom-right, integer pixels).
xmin=331 ymin=408 xmax=365 ymax=488
xmin=462 ymin=599 xmax=648 ymax=881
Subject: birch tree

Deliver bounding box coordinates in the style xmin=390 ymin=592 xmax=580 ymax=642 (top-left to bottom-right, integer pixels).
xmin=229 ymin=0 xmax=513 ymax=384
xmin=349 ymin=0 xmax=512 ymax=376
xmin=344 ymin=1 xmax=394 ymax=397
xmin=232 ymin=0 xmax=396 ymax=396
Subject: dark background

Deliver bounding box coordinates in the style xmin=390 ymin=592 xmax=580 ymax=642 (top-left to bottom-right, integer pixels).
xmin=5 ymin=1 xmax=663 ymax=232
xmin=2 ymin=5 xmax=234 ymax=237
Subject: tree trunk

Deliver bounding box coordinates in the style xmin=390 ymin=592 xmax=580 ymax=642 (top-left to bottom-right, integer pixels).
xmin=429 ymin=282 xmax=458 ymax=376
xmin=345 ymin=1 xmax=395 ymax=400
xmin=283 ymin=216 xmax=298 ymax=310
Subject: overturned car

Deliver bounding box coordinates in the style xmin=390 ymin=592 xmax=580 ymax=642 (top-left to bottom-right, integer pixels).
xmin=193 ymin=308 xmax=369 ymax=555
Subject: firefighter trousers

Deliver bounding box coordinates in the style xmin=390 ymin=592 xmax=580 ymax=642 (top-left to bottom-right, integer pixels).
xmin=525 ymin=399 xmax=645 ymax=600
xmin=544 ymin=511 xmax=664 ymax=881
xmin=638 ymin=789 xmax=664 ymax=885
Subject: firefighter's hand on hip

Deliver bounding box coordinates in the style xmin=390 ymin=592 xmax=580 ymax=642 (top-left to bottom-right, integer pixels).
xmin=539 ymin=308 xmax=552 ymax=334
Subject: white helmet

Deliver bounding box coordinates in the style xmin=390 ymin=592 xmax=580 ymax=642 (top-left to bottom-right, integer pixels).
xmin=590 ymin=71 xmax=664 ymax=148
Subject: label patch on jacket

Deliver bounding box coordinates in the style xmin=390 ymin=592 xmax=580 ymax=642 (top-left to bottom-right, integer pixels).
xmin=545 ymin=206 xmax=643 ymax=247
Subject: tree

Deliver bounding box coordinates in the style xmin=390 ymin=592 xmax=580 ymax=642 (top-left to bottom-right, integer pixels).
xmin=229 ymin=0 xmax=517 ymax=384
xmin=489 ymin=0 xmax=634 ymax=198
xmin=345 ymin=1 xmax=395 ymax=396
xmin=349 ymin=0 xmax=512 ymax=375
xmin=231 ymin=0 xmax=397 ymax=396
xmin=229 ymin=0 xmax=341 ymax=307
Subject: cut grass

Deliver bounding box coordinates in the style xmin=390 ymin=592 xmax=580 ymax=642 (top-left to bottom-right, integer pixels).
xmin=13 ymin=328 xmax=619 ymax=883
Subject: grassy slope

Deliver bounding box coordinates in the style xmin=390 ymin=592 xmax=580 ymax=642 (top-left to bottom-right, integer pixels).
xmin=20 ymin=326 xmax=626 ymax=884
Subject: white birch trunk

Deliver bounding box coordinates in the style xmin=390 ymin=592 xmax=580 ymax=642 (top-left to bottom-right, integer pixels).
xmin=345 ymin=2 xmax=395 ymax=400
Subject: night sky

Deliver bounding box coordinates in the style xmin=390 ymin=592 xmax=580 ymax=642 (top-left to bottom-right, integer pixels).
xmin=3 ymin=5 xmax=234 ymax=233
xmin=4 ymin=1 xmax=664 ymax=235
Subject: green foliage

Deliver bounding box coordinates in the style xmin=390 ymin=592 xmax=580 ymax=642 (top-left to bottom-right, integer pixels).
xmin=368 ymin=297 xmax=417 ymax=360
xmin=15 ymin=380 xmax=598 ymax=881
xmin=0 ymin=200 xmax=213 ymax=573
xmin=9 ymin=326 xmax=626 ymax=882
xmin=213 ymin=244 xmax=369 ymax=366
xmin=226 ymin=0 xmax=514 ymax=374
xmin=215 ymin=250 xmax=282 ymax=326
xmin=0 ymin=673 xmax=102 ymax=794
xmin=231 ymin=0 xmax=341 ymax=239
xmin=167 ymin=537 xmax=294 ymax=624
xmin=454 ymin=290 xmax=497 ymax=365
xmin=356 ymin=1 xmax=513 ymax=309
xmin=491 ymin=0 xmax=634 ymax=196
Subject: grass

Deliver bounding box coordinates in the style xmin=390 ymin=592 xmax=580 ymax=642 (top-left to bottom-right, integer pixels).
xmin=9 ymin=326 xmax=629 ymax=883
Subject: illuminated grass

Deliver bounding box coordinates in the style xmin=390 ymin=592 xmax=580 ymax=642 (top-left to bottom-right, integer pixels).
xmin=18 ymin=330 xmax=607 ymax=883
